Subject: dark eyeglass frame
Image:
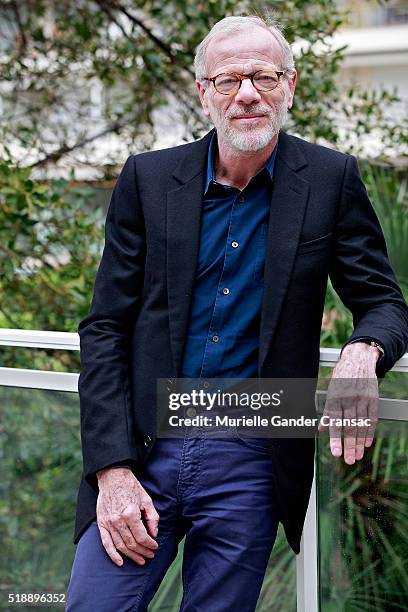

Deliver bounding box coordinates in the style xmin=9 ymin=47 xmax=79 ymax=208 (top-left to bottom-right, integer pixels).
xmin=204 ymin=69 xmax=286 ymax=96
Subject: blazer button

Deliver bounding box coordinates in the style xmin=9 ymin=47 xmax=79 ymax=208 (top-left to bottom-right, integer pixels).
xmin=144 ymin=434 xmax=153 ymax=447
xmin=165 ymin=378 xmax=175 ymax=392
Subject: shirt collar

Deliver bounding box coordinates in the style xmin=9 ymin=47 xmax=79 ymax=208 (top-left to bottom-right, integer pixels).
xmin=204 ymin=129 xmax=279 ymax=194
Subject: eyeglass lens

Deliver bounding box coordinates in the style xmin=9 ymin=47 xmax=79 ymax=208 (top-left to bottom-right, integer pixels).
xmin=214 ymin=71 xmax=280 ymax=94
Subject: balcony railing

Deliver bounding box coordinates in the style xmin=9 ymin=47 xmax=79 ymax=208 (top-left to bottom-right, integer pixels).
xmin=1 ymin=328 xmax=407 ymax=611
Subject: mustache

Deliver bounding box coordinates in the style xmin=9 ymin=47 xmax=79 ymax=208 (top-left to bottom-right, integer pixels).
xmin=226 ymin=106 xmax=272 ymax=119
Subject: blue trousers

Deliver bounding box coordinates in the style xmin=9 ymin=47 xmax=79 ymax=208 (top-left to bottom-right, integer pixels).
xmin=66 ymin=428 xmax=280 ymax=611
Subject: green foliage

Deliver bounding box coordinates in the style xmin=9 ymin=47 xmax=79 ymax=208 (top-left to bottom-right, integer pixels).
xmin=321 ymin=162 xmax=408 ymax=348
xmin=0 ymin=153 xmax=104 ymax=370
xmin=321 ymin=278 xmax=354 ymax=347
xmin=360 ymin=161 xmax=408 ymax=290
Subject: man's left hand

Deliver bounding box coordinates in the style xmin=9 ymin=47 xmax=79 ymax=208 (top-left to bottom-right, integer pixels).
xmin=318 ymin=342 xmax=380 ymax=464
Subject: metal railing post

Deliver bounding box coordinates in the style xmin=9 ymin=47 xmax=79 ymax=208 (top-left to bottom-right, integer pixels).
xmin=296 ymin=458 xmax=318 ymax=612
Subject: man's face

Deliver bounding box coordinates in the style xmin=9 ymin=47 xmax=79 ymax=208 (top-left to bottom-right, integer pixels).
xmin=196 ymin=27 xmax=297 ymax=153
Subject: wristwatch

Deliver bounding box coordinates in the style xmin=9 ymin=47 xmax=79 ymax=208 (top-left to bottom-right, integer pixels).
xmin=341 ymin=337 xmax=385 ymax=359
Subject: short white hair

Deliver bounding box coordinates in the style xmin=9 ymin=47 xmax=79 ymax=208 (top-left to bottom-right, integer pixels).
xmin=194 ymin=15 xmax=295 ymax=82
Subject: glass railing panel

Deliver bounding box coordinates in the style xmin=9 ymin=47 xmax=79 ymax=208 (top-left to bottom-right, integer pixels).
xmin=0 ymin=386 xmax=80 ymax=601
xmin=317 ymin=371 xmax=408 ymax=611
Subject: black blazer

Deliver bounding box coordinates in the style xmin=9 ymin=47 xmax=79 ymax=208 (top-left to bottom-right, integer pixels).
xmin=74 ymin=128 xmax=408 ymax=554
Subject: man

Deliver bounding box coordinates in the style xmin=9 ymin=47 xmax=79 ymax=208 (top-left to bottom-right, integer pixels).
xmin=66 ymin=15 xmax=408 ymax=611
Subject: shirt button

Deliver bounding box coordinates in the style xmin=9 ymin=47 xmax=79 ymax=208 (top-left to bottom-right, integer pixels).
xmin=186 ymin=407 xmax=196 ymax=417
xmin=238 ymin=195 xmax=245 ymax=203
xmin=203 ymin=380 xmax=211 ymax=389
xmin=212 ymin=335 xmax=220 ymax=343
xmin=222 ymin=287 xmax=230 ymax=295
xmin=231 ymin=241 xmax=239 ymax=248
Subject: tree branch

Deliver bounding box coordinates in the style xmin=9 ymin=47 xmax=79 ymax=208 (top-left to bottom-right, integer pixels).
xmin=94 ymin=0 xmax=195 ymax=78
xmin=10 ymin=0 xmax=28 ymax=54
xmin=95 ymin=1 xmax=202 ymax=123
xmin=0 ymin=306 xmax=21 ymax=328
xmin=29 ymin=121 xmax=124 ymax=168
xmin=94 ymin=0 xmax=132 ymax=43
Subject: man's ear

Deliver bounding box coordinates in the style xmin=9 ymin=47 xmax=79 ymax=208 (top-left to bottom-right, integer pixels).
xmin=196 ymin=80 xmax=211 ymax=117
xmin=286 ymin=69 xmax=297 ymax=110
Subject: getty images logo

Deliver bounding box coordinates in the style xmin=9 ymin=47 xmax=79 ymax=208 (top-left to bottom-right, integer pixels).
xmin=168 ymin=388 xmax=283 ymax=411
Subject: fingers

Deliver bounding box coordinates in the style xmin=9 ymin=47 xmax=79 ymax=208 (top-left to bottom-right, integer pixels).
xmin=97 ymin=504 xmax=159 ymax=567
xmin=327 ymin=397 xmax=342 ymax=458
xmin=342 ymin=393 xmax=357 ymax=464
xmin=125 ymin=509 xmax=159 ymax=552
xmin=98 ymin=524 xmax=124 ymax=567
xmin=99 ymin=513 xmax=158 ymax=566
xmin=365 ymin=394 xmax=378 ymax=448
xmin=109 ymin=522 xmax=153 ymax=566
xmin=96 ymin=470 xmax=161 ymax=566
xmin=140 ymin=491 xmax=160 ymax=538
xmin=117 ymin=518 xmax=157 ymax=557
xmin=320 ymin=376 xmax=379 ymax=464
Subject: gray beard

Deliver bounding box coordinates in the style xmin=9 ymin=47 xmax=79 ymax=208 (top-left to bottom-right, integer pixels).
xmin=209 ymin=95 xmax=289 ymax=153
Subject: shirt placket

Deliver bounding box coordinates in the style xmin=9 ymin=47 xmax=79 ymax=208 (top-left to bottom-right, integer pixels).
xmin=199 ymin=192 xmax=244 ymax=379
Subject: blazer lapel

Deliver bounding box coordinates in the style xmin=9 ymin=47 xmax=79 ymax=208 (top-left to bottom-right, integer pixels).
xmin=258 ymin=132 xmax=310 ymax=373
xmin=166 ymin=128 xmax=215 ymax=376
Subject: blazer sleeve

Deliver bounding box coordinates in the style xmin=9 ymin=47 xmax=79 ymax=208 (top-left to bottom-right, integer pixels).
xmin=77 ymin=155 xmax=146 ymax=491
xmin=329 ymin=154 xmax=408 ymax=378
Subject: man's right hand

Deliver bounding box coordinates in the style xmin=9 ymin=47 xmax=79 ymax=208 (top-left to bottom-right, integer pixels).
xmin=96 ymin=467 xmax=160 ymax=567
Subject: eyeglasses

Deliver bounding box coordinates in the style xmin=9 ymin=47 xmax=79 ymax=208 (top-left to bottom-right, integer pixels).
xmin=204 ymin=69 xmax=286 ymax=96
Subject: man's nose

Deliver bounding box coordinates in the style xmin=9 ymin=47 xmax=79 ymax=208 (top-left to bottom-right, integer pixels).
xmin=234 ymin=77 xmax=261 ymax=105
